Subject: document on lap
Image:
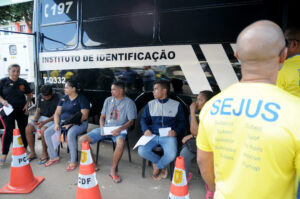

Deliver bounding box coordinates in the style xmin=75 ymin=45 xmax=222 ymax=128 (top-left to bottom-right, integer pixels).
xmin=159 ymin=127 xmax=171 ymax=137
xmin=3 ymin=104 xmax=13 ymax=116
xmin=103 ymin=126 xmax=127 ymax=135
xmin=133 ymin=135 xmax=156 ymax=150
xmin=51 ymin=131 xmax=61 ymax=150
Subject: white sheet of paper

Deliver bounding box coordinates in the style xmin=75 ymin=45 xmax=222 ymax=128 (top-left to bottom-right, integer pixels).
xmin=133 ymin=135 xmax=156 ymax=150
xmin=3 ymin=104 xmax=13 ymax=116
xmin=159 ymin=127 xmax=171 ymax=137
xmin=51 ymin=131 xmax=61 ymax=150
xmin=103 ymin=126 xmax=127 ymax=135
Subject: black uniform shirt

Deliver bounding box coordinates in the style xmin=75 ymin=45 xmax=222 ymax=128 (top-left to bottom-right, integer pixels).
xmin=0 ymin=77 xmax=31 ymax=110
xmin=37 ymin=93 xmax=60 ymax=117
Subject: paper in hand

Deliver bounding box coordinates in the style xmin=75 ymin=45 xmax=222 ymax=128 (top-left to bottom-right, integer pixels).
xmin=3 ymin=104 xmax=13 ymax=116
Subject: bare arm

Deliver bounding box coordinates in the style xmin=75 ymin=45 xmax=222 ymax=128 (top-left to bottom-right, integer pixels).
xmin=190 ymin=102 xmax=199 ymax=136
xmin=99 ymin=114 xmax=106 ymax=127
xmin=0 ymin=96 xmax=8 ymax=107
xmin=197 ymin=148 xmax=215 ymax=192
xmin=80 ymin=109 xmax=89 ymax=122
xmin=33 ymin=108 xmax=41 ymax=123
xmin=22 ymin=93 xmax=32 ymax=114
xmin=54 ymin=106 xmax=62 ymax=131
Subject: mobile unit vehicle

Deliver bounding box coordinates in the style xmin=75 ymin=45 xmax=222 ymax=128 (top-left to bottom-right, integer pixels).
xmin=0 ymin=34 xmax=34 ymax=83
xmin=34 ymin=0 xmax=295 ymax=125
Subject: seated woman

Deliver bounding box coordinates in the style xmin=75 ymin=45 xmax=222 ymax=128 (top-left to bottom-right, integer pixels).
xmin=44 ymin=80 xmax=90 ymax=171
xmin=179 ymin=91 xmax=214 ymax=197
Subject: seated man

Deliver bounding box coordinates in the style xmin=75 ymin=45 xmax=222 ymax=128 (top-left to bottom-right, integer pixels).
xmin=26 ymin=85 xmax=59 ymax=164
xmin=79 ymin=81 xmax=137 ymax=183
xmin=138 ymin=80 xmax=185 ymax=180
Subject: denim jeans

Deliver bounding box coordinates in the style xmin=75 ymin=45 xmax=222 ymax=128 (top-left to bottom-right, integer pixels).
xmin=44 ymin=121 xmax=88 ymax=163
xmin=138 ymin=135 xmax=177 ymax=169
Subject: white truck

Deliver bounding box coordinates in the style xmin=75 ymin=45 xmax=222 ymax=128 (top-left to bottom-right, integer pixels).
xmin=0 ymin=34 xmax=34 ymax=83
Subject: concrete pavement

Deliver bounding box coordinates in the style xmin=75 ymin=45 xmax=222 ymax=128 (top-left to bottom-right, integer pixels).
xmin=0 ymin=124 xmax=206 ymax=199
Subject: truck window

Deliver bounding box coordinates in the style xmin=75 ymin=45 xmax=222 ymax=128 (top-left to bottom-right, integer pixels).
xmin=40 ymin=0 xmax=78 ymax=50
xmin=82 ymin=0 xmax=155 ymax=47
xmin=41 ymin=23 xmax=77 ymax=50
xmin=160 ymin=0 xmax=266 ymax=43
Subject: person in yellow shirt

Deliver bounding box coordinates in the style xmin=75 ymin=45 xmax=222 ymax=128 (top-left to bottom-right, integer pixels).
xmin=197 ymin=20 xmax=300 ymax=199
xmin=277 ymin=27 xmax=300 ymax=97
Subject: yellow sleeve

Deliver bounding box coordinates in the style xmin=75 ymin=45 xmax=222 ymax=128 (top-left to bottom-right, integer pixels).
xmin=196 ymin=107 xmax=212 ymax=152
xmin=294 ymin=135 xmax=300 ymax=178
xmin=276 ymin=68 xmax=286 ymax=89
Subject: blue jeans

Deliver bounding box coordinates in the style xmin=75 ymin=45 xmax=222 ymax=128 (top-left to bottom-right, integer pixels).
xmin=138 ymin=136 xmax=177 ymax=169
xmin=44 ymin=121 xmax=88 ymax=163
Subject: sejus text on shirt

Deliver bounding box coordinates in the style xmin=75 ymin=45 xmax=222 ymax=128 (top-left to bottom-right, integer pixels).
xmin=197 ymin=82 xmax=300 ymax=199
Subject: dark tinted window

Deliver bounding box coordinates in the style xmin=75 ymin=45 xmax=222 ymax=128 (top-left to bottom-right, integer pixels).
xmin=41 ymin=23 xmax=77 ymax=50
xmin=82 ymin=0 xmax=155 ymax=47
xmin=41 ymin=0 xmax=77 ymax=24
xmin=82 ymin=15 xmax=154 ymax=47
xmin=161 ymin=0 xmax=262 ymax=9
xmin=83 ymin=0 xmax=154 ymax=19
xmin=160 ymin=1 xmax=265 ymax=43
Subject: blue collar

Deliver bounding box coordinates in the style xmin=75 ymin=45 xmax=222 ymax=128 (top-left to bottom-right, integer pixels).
xmin=158 ymin=98 xmax=169 ymax=103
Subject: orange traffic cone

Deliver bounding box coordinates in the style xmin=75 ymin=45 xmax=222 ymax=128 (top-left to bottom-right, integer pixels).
xmin=169 ymin=156 xmax=189 ymax=199
xmin=0 ymin=129 xmax=44 ymax=194
xmin=76 ymin=142 xmax=102 ymax=199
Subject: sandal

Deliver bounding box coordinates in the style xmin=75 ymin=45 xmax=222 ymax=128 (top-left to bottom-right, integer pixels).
xmin=38 ymin=157 xmax=48 ymax=165
xmin=94 ymin=164 xmax=100 ymax=172
xmin=109 ymin=174 xmax=122 ymax=183
xmin=205 ymin=184 xmax=214 ymax=199
xmin=44 ymin=159 xmax=60 ymax=167
xmin=66 ymin=163 xmax=77 ymax=172
xmin=152 ymin=171 xmax=162 ymax=181
xmin=160 ymin=169 xmax=168 ymax=179
xmin=28 ymin=156 xmax=37 ymax=162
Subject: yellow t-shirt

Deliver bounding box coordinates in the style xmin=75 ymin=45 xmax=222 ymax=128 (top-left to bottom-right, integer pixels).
xmin=277 ymin=55 xmax=300 ymax=97
xmin=197 ymin=82 xmax=300 ymax=199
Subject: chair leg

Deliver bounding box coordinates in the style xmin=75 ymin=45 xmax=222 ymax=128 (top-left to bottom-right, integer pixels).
xmin=169 ymin=161 xmax=175 ymax=181
xmin=142 ymin=158 xmax=146 ymax=178
xmin=76 ymin=136 xmax=79 ymax=162
xmin=126 ymin=136 xmax=131 ymax=162
xmin=57 ymin=144 xmax=60 ymax=156
xmin=96 ymin=141 xmax=100 ymax=165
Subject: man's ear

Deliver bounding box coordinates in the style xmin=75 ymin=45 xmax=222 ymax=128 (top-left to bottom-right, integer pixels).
xmin=279 ymin=47 xmax=287 ymax=64
xmin=234 ymin=51 xmax=239 ymax=59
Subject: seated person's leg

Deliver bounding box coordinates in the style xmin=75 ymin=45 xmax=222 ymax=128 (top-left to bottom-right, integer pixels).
xmin=79 ymin=127 xmax=105 ymax=145
xmin=179 ymin=146 xmax=196 ymax=179
xmin=156 ymin=136 xmax=177 ymax=169
xmin=138 ymin=136 xmax=160 ymax=164
xmin=79 ymin=127 xmax=106 ymax=166
xmin=25 ymin=122 xmax=37 ymax=159
xmin=110 ymin=134 xmax=126 ymax=175
xmin=40 ymin=126 xmax=49 ymax=161
xmin=44 ymin=124 xmax=59 ymax=161
xmin=66 ymin=122 xmax=88 ymax=164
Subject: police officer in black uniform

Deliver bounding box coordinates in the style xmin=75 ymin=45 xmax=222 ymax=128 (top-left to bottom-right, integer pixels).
xmin=0 ymin=64 xmax=32 ymax=165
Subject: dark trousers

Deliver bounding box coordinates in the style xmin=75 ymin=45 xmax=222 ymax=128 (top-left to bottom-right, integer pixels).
xmin=1 ymin=109 xmax=28 ymax=155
